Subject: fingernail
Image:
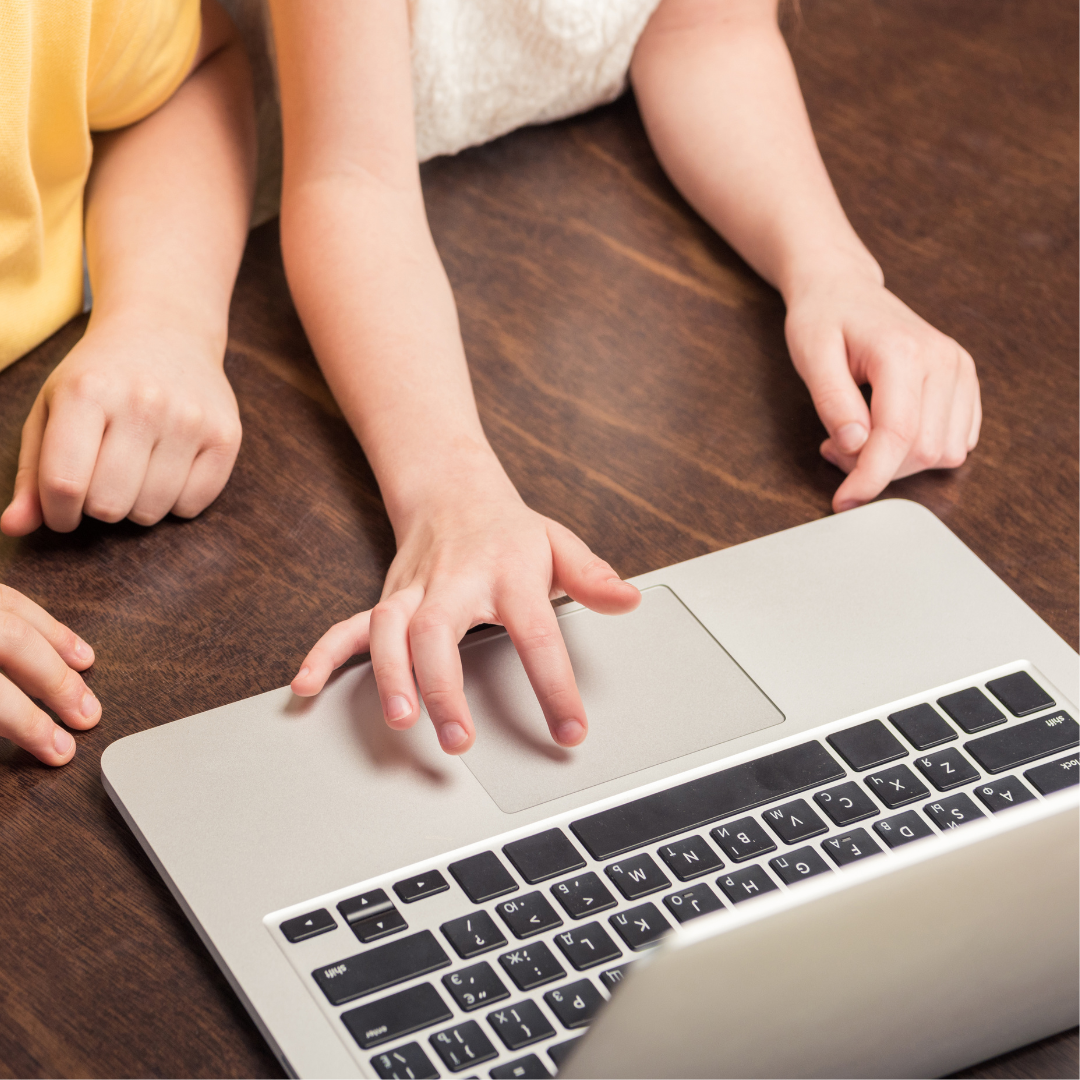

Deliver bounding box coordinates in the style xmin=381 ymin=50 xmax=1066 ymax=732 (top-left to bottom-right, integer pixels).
xmin=438 ymin=723 xmax=468 ymax=750
xmin=53 ymin=727 xmax=74 ymax=756
xmin=386 ymin=695 xmax=411 ymax=722
xmin=557 ymin=719 xmax=585 ymax=745
xmin=80 ymin=690 xmax=99 ymax=719
xmin=835 ymin=422 xmax=869 ymax=454
xmin=75 ymin=637 xmax=93 ymax=663
xmin=836 ymin=499 xmax=861 ymax=513
xmin=296 ymin=666 xmax=310 ymax=681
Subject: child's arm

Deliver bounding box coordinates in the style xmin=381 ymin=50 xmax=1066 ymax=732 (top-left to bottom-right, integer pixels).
xmin=270 ymin=0 xmax=640 ymax=754
xmin=0 ymin=586 xmax=99 ymax=766
xmin=0 ymin=0 xmax=255 ymax=537
xmin=630 ymin=0 xmax=981 ymax=512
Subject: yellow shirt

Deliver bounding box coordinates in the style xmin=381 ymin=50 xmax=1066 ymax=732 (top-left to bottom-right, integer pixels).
xmin=0 ymin=0 xmax=201 ymax=369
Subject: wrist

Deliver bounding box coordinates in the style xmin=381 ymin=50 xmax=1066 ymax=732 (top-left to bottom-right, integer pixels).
xmin=779 ymin=242 xmax=884 ymax=308
xmin=84 ymin=302 xmax=227 ymax=366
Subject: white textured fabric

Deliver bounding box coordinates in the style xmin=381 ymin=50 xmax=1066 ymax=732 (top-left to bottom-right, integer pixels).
xmin=408 ymin=0 xmax=663 ymax=161
xmin=220 ymin=0 xmax=662 ymax=223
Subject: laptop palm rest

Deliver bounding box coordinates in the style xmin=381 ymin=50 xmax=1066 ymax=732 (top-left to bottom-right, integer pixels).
xmin=456 ymin=585 xmax=784 ymax=813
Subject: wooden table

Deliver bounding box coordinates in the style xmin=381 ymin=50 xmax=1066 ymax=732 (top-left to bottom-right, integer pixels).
xmin=0 ymin=1 xmax=1075 ymax=1076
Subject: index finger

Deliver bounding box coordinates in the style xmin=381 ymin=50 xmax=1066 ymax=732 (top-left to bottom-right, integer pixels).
xmin=499 ymin=588 xmax=587 ymax=747
xmin=0 ymin=584 xmax=94 ymax=670
xmin=833 ymin=364 xmax=922 ymax=512
xmin=37 ymin=392 xmax=107 ymax=532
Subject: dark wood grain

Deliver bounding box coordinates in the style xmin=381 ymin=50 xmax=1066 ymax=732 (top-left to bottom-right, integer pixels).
xmin=0 ymin=1 xmax=1075 ymax=1077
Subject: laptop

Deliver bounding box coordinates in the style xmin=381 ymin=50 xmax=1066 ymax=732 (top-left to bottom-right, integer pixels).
xmin=101 ymin=499 xmax=1079 ymax=1078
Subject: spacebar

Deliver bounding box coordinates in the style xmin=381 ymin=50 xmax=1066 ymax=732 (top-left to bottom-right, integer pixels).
xmin=570 ymin=741 xmax=844 ymax=861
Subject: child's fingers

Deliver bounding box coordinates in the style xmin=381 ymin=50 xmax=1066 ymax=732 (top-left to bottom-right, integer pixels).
xmin=0 ymin=397 xmax=46 ymax=537
xmin=171 ymin=432 xmax=242 ymax=519
xmin=498 ymin=586 xmax=588 ymax=747
xmin=128 ymin=432 xmax=201 ymax=527
xmin=83 ymin=419 xmax=155 ymax=523
xmin=0 ymin=673 xmax=77 ymax=766
xmin=368 ymin=585 xmax=424 ymax=729
xmin=291 ymin=610 xmax=372 ymax=696
xmin=832 ymin=360 xmax=922 ymax=512
xmin=37 ymin=391 xmax=107 ymax=532
xmin=408 ymin=595 xmax=475 ymax=754
xmin=788 ymin=321 xmax=872 ymax=456
xmin=0 ymin=611 xmax=101 ymax=731
xmin=0 ymin=585 xmax=95 ymax=670
xmin=547 ymin=520 xmax=641 ymax=615
xmin=968 ymin=372 xmax=983 ymax=451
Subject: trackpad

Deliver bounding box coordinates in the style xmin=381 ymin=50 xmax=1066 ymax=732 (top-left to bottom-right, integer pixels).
xmin=457 ymin=585 xmax=783 ymax=813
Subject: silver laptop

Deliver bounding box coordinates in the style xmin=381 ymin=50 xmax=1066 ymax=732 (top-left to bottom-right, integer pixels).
xmin=101 ymin=499 xmax=1079 ymax=1078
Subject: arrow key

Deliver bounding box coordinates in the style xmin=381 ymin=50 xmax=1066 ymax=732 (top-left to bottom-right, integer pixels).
xmin=496 ymin=891 xmax=563 ymax=938
xmin=280 ymin=907 xmax=337 ymax=943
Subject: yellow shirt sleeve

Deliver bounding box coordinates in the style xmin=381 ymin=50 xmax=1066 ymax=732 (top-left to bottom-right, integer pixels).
xmin=87 ymin=0 xmax=202 ymax=131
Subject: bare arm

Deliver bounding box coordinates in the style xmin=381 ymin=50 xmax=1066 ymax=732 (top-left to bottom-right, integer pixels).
xmin=1 ymin=0 xmax=255 ymax=535
xmin=270 ymin=0 xmax=639 ymax=754
xmin=632 ymin=0 xmax=980 ymax=510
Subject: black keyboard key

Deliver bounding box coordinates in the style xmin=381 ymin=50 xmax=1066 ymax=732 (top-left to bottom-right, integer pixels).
xmin=449 ymin=852 xmax=518 ymax=903
xmin=350 ymin=908 xmax=408 ymax=944
xmin=394 ymin=870 xmax=450 ymax=904
xmin=548 ymin=1039 xmax=583 ymax=1070
xmin=610 ymin=902 xmax=670 ymax=950
xmin=487 ymin=1000 xmax=555 ymax=1050
xmin=717 ymin=865 xmax=779 ymax=903
xmin=873 ymin=810 xmax=934 ymax=849
xmin=710 ymin=816 xmax=776 ymax=861
xmin=936 ymin=688 xmax=1005 ymax=734
xmin=599 ymin=963 xmax=633 ymax=991
xmin=342 ymin=983 xmax=452 ymax=1049
xmin=314 ymin=930 xmax=450 ymax=1005
xmin=986 ymin=671 xmax=1055 ymax=717
xmin=544 ymin=979 xmax=605 ymax=1029
xmin=280 ymin=908 xmax=336 ymax=943
xmin=925 ymin=793 xmax=985 ymax=830
xmin=760 ymin=798 xmax=828 ymax=843
xmin=550 ymin=873 xmax=617 ymax=919
xmin=503 ymin=829 xmax=585 ymax=884
xmin=974 ymin=775 xmax=1037 ymax=812
xmin=1025 ymin=754 xmax=1079 ymax=795
xmin=496 ymin=892 xmax=563 ymax=939
xmin=430 ymin=1020 xmax=498 ymax=1072
xmin=768 ymin=847 xmax=832 ymax=885
xmin=664 ymin=882 xmax=724 ymax=923
xmin=822 ymin=828 xmax=882 ymax=867
xmin=499 ymin=941 xmax=565 ymax=990
xmin=339 ymin=889 xmax=394 ymax=926
xmin=491 ymin=1054 xmax=551 ymax=1079
xmin=889 ymin=703 xmax=958 ymax=749
xmin=370 ymin=1042 xmax=441 ymax=1079
xmin=570 ymin=740 xmax=844 ymax=860
xmin=864 ymin=764 xmax=930 ymax=808
xmin=815 ymin=781 xmax=879 ymax=825
xmin=657 ymin=834 xmax=723 ymax=880
xmin=442 ymin=962 xmax=509 ymax=1011
xmin=965 ymin=711 xmax=1078 ymax=774
xmin=554 ymin=922 xmax=622 ymax=970
xmin=441 ymin=911 xmax=507 ymax=959
xmin=605 ymin=853 xmax=670 ymax=900
xmin=827 ymin=720 xmax=907 ymax=771
xmin=914 ymin=747 xmax=980 ymax=791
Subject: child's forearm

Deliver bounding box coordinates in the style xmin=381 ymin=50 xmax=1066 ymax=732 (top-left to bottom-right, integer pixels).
xmin=631 ymin=0 xmax=881 ymax=302
xmin=84 ymin=0 xmax=255 ymax=348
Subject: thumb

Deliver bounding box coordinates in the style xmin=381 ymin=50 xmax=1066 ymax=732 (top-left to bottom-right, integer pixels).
xmin=547 ymin=519 xmax=641 ymax=615
xmin=788 ymin=321 xmax=871 ymax=457
xmin=0 ymin=397 xmax=45 ymax=537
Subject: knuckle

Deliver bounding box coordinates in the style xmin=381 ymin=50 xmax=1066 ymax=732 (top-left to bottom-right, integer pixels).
xmin=21 ymin=707 xmax=56 ymax=750
xmin=939 ymin=446 xmax=968 ymax=469
xmin=410 ymin=607 xmax=452 ymax=640
xmin=66 ymin=369 xmax=111 ymax=404
xmin=911 ymin=437 xmax=941 ymax=469
xmin=40 ymin=471 xmax=86 ymax=504
xmin=512 ymin=619 xmax=561 ymax=654
xmin=127 ymin=381 xmax=167 ymax=423
xmin=127 ymin=505 xmax=165 ymax=527
xmin=83 ymin=496 xmax=127 ymax=523
xmin=206 ymin=414 xmax=242 ymax=451
xmin=173 ymin=401 xmax=206 ymax=438
xmin=0 ymin=611 xmax=34 ymax=655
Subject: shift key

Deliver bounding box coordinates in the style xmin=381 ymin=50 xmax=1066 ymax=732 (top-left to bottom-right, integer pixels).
xmin=314 ymin=930 xmax=450 ymax=1006
xmin=965 ymin=711 xmax=1078 ymax=774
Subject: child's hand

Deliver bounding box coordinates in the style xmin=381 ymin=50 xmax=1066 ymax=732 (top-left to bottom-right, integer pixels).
xmin=0 ymin=320 xmax=242 ymax=535
xmin=291 ymin=472 xmax=641 ymax=755
xmin=785 ymin=272 xmax=981 ymax=513
xmin=0 ymin=585 xmax=99 ymax=765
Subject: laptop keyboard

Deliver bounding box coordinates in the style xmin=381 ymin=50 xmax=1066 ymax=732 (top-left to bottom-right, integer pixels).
xmin=267 ymin=666 xmax=1077 ymax=1078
